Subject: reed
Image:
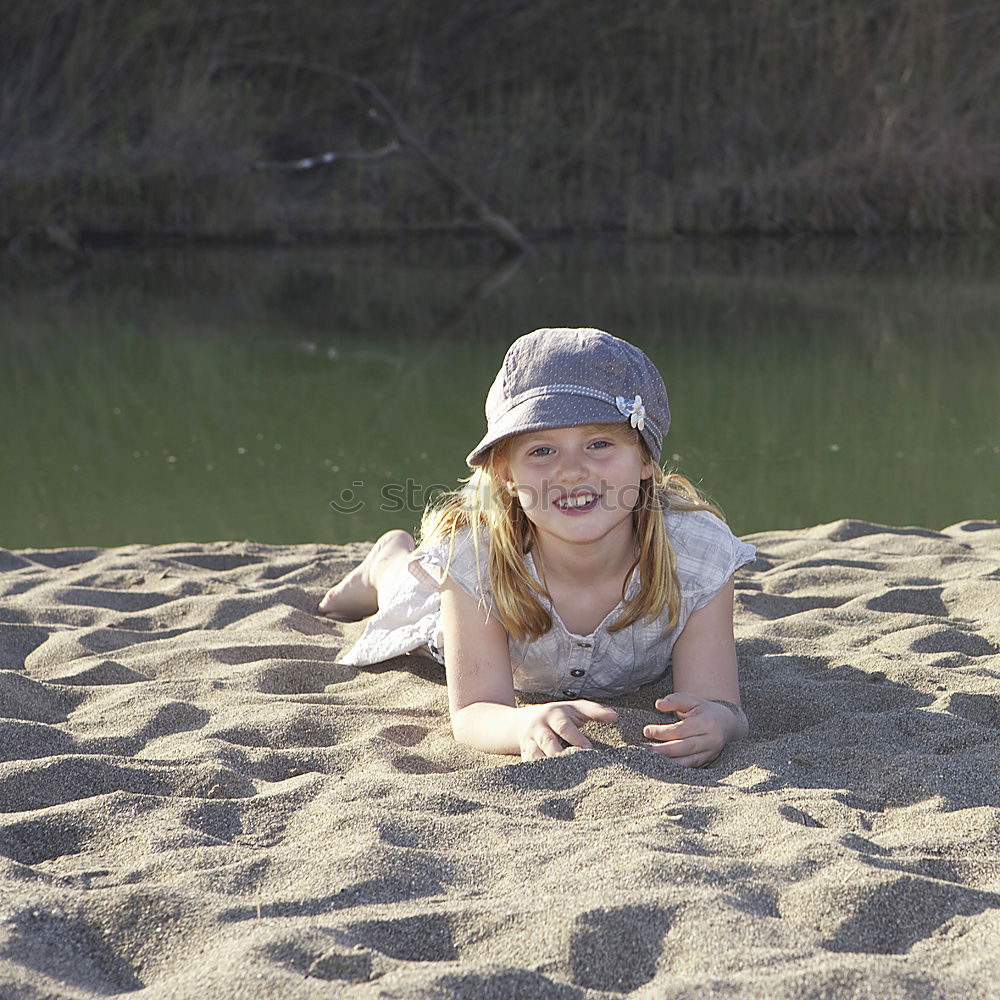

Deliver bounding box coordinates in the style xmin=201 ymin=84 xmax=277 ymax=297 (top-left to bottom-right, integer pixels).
xmin=2 ymin=0 xmax=998 ymax=243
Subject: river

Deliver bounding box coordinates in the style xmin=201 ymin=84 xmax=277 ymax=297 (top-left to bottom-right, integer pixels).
xmin=3 ymin=238 xmax=998 ymax=547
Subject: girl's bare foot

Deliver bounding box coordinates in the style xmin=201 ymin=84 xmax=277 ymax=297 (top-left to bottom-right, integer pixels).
xmin=318 ymin=529 xmax=415 ymax=621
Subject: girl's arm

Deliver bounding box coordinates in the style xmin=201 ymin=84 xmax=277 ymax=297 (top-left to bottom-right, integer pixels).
xmin=441 ymin=577 xmax=617 ymax=759
xmin=643 ymin=575 xmax=749 ymax=766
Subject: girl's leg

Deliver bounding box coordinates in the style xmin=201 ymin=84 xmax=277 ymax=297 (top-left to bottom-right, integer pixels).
xmin=318 ymin=529 xmax=416 ymax=621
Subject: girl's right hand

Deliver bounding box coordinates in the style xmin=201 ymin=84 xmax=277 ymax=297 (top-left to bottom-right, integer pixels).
xmin=518 ymin=701 xmax=618 ymax=761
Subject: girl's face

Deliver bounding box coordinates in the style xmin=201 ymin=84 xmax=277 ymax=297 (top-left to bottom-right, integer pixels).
xmin=496 ymin=423 xmax=654 ymax=555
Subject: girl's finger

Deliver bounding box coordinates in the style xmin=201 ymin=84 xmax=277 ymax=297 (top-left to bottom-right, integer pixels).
xmin=537 ymin=729 xmax=566 ymax=757
xmin=644 ymin=720 xmax=700 ymax=741
xmin=570 ymin=700 xmax=619 ymax=724
xmin=550 ymin=716 xmax=592 ymax=750
xmin=655 ymin=692 xmax=706 ymax=714
xmin=648 ymin=733 xmax=711 ymax=758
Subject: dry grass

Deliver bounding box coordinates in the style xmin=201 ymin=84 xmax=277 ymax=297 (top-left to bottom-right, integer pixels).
xmin=2 ymin=0 xmax=998 ymax=243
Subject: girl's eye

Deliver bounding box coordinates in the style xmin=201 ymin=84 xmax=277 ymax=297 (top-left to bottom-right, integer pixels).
xmin=589 ymin=440 xmax=612 ymax=450
xmin=528 ymin=446 xmax=554 ymax=457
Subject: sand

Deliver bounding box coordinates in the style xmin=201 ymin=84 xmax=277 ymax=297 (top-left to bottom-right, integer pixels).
xmin=1 ymin=519 xmax=999 ymax=999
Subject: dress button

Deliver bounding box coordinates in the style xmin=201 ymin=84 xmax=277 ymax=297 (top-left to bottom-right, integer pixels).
xmin=570 ymin=669 xmax=585 ymax=677
xmin=576 ymin=641 xmax=592 ymax=648
xmin=562 ymin=689 xmax=574 ymax=697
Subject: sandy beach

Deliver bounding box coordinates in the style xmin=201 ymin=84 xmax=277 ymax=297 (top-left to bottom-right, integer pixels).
xmin=1 ymin=518 xmax=999 ymax=999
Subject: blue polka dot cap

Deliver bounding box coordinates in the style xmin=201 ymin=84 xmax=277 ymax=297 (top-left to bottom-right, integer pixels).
xmin=466 ymin=328 xmax=670 ymax=467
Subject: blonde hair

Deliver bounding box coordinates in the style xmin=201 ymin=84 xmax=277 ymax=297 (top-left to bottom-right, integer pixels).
xmin=418 ymin=425 xmax=722 ymax=642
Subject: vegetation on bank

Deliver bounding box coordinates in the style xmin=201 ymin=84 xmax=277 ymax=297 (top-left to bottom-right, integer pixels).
xmin=3 ymin=1 xmax=999 ymax=245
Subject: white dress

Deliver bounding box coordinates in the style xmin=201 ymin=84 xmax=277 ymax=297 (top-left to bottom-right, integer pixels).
xmin=338 ymin=508 xmax=756 ymax=698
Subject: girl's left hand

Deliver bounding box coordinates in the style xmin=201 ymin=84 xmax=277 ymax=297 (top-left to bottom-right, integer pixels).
xmin=643 ymin=692 xmax=746 ymax=768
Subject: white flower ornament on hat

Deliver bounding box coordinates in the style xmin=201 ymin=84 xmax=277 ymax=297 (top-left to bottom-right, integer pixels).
xmin=464 ymin=329 xmax=670 ymax=467
xmin=615 ymin=394 xmax=646 ymax=431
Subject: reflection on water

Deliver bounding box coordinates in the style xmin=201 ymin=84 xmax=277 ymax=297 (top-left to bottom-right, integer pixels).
xmin=2 ymin=239 xmax=999 ymax=547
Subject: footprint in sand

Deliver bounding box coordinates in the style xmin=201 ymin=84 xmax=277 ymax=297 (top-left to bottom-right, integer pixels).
xmin=219 ymin=865 xmax=446 ymax=923
xmin=910 ymin=626 xmax=997 ymax=657
xmin=569 ymin=904 xmax=673 ymax=991
xmin=0 ymin=624 xmax=59 ymax=669
xmin=303 ymin=948 xmax=371 ymax=982
xmin=866 ymin=587 xmax=948 ymax=616
xmin=817 ymin=872 xmax=1000 ymax=955
xmin=1 ymin=909 xmax=143 ymax=992
xmin=0 ymin=671 xmax=80 ymax=723
xmin=0 ymin=814 xmax=88 ymax=866
xmin=182 ymin=801 xmax=245 ymax=844
xmin=947 ymin=693 xmax=1000 ymax=729
xmin=52 ymin=660 xmax=148 ymax=686
xmin=262 ymin=929 xmax=374 ymax=982
xmin=0 ymin=719 xmax=75 ymax=762
xmin=376 ymin=818 xmax=429 ymax=848
xmin=346 ymin=913 xmax=457 ymax=962
xmin=254 ymin=662 xmax=355 ymax=695
xmin=168 ymin=554 xmax=265 ymax=571
xmin=391 ymin=754 xmax=455 ymax=775
xmin=379 ymin=723 xmax=429 ymax=747
xmin=0 ymin=758 xmax=153 ymax=811
xmin=52 ymin=587 xmax=175 ymax=612
xmin=16 ymin=549 xmax=100 ymax=569
xmin=738 ymin=593 xmax=848 ymax=620
xmin=537 ymin=796 xmax=577 ymax=820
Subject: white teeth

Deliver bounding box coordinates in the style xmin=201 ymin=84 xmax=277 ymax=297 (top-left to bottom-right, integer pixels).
xmin=558 ymin=493 xmax=596 ymax=508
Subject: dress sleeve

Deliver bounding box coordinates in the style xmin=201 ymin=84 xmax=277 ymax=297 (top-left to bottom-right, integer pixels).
xmin=409 ymin=527 xmax=494 ymax=606
xmin=668 ymin=509 xmax=757 ymax=613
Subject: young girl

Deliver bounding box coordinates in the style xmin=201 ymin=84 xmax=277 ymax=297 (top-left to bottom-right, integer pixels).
xmin=321 ymin=328 xmax=755 ymax=766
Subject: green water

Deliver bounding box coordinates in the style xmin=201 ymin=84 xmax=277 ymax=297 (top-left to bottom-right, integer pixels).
xmin=2 ymin=239 xmax=998 ymax=548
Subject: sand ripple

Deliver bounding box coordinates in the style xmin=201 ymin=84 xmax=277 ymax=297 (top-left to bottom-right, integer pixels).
xmin=1 ymin=523 xmax=999 ymax=998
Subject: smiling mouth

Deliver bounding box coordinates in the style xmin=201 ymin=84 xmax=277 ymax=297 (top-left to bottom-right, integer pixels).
xmin=555 ymin=492 xmax=600 ymax=511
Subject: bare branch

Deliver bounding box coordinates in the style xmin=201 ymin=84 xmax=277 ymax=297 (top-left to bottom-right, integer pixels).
xmin=348 ymin=74 xmax=530 ymax=253
xmin=231 ymin=55 xmax=530 ymax=252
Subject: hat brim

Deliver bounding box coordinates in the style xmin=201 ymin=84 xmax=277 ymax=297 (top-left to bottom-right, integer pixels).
xmin=465 ymin=394 xmax=661 ymax=467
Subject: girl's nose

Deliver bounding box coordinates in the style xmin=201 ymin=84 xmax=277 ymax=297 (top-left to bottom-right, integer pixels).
xmin=557 ymin=450 xmax=589 ymax=480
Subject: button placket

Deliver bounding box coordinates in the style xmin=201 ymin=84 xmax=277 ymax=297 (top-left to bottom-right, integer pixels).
xmin=560 ymin=635 xmax=595 ymax=697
